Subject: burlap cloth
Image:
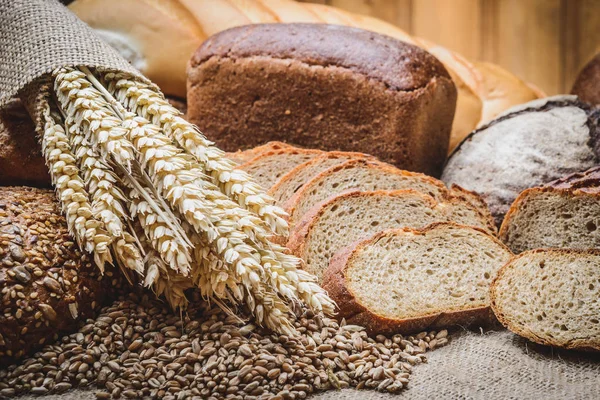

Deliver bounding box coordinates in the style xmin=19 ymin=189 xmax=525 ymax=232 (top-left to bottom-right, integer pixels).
xmin=0 ymin=0 xmax=599 ymax=399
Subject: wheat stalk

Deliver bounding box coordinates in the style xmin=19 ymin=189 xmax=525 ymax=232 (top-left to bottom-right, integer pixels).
xmin=43 ymin=66 xmax=336 ymax=334
xmin=64 ymin=118 xmax=145 ymax=275
xmin=38 ymin=91 xmax=112 ymax=270
xmin=102 ymin=72 xmax=289 ymax=236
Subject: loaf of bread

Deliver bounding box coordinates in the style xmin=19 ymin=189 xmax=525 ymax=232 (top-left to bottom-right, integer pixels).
xmin=269 ymin=151 xmax=376 ymax=205
xmin=491 ymin=249 xmax=600 ymax=351
xmin=500 ymin=167 xmax=600 ymax=253
xmin=442 ymin=95 xmax=600 ymax=225
xmin=0 ymin=187 xmax=119 ymax=363
xmin=284 ymin=159 xmax=448 ymax=227
xmin=70 ymin=0 xmax=542 ymax=151
xmin=0 ymin=100 xmax=49 ymax=187
xmin=322 ymin=223 xmax=512 ymax=334
xmin=571 ymin=53 xmax=600 ymax=106
xmin=188 ymin=23 xmax=456 ymax=176
xmin=288 ymin=190 xmax=496 ymax=282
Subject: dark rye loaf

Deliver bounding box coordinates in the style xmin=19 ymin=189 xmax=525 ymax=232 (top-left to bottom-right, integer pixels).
xmin=0 ymin=187 xmax=120 ymax=364
xmin=0 ymin=100 xmax=49 ymax=187
xmin=187 ymin=23 xmax=457 ymax=177
xmin=442 ymin=95 xmax=600 ymax=225
xmin=571 ymin=53 xmax=600 ymax=106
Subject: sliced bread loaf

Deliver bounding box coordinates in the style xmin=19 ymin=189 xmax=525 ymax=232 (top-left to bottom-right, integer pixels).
xmin=284 ymin=159 xmax=447 ymax=226
xmin=225 ymin=141 xmax=293 ymax=164
xmin=500 ymin=167 xmax=600 ymax=253
xmin=288 ymin=190 xmax=497 ymax=282
xmin=239 ymin=147 xmax=323 ymax=189
xmin=268 ymin=151 xmax=375 ymax=205
xmin=490 ymin=249 xmax=600 ymax=351
xmin=322 ymin=223 xmax=512 ymax=334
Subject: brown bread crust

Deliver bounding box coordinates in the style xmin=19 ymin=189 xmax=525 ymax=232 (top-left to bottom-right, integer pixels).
xmin=286 ymin=189 xmax=437 ymax=263
xmin=267 ymin=151 xmax=376 ymax=202
xmin=225 ymin=141 xmax=293 ymax=164
xmin=284 ymin=159 xmax=448 ymax=226
xmin=0 ymin=187 xmax=120 ymax=363
xmin=0 ymin=100 xmax=50 ymax=187
xmin=322 ymin=223 xmax=503 ymax=335
xmin=571 ymin=53 xmax=600 ymax=106
xmin=499 ymin=166 xmax=600 ymax=242
xmin=187 ymin=23 xmax=456 ymax=177
xmin=490 ymin=248 xmax=600 ymax=352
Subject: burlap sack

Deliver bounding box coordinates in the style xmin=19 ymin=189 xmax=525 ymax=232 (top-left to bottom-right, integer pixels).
xmin=0 ymin=1 xmax=598 ymax=399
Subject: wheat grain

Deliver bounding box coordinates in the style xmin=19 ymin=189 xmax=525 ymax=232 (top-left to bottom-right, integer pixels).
xmin=102 ymin=72 xmax=289 ymax=236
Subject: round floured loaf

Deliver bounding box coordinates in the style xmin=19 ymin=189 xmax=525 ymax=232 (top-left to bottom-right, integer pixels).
xmin=188 ymin=23 xmax=456 ymax=177
xmin=442 ymin=95 xmax=600 ymax=226
xmin=0 ymin=187 xmax=120 ymax=363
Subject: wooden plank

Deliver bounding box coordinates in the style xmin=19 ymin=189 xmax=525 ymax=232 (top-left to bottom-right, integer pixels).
xmin=562 ymin=0 xmax=600 ymax=93
xmin=410 ymin=0 xmax=481 ymax=61
xmin=326 ymin=0 xmax=412 ymax=31
xmin=491 ymin=0 xmax=562 ymax=95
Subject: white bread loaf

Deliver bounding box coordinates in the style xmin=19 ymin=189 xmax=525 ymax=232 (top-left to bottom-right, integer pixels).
xmin=69 ymin=0 xmax=542 ymax=150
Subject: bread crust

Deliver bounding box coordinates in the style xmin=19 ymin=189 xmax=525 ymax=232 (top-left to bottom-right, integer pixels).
xmin=571 ymin=52 xmax=600 ymax=106
xmin=490 ymin=248 xmax=600 ymax=352
xmin=239 ymin=148 xmax=323 ymax=173
xmin=446 ymin=184 xmax=497 ymax=235
xmin=225 ymin=141 xmax=293 ymax=164
xmin=268 ymin=151 xmax=376 ymax=203
xmin=286 ymin=189 xmax=437 ymax=264
xmin=322 ymin=222 xmax=508 ymax=335
xmin=284 ymin=159 xmax=447 ymax=226
xmin=499 ymin=168 xmax=600 ymax=243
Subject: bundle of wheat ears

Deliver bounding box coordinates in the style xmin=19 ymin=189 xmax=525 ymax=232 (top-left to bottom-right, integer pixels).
xmin=36 ymin=66 xmax=334 ymax=334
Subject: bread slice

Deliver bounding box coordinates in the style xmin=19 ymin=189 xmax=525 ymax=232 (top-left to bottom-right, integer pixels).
xmin=284 ymin=159 xmax=447 ymax=226
xmin=490 ymin=249 xmax=600 ymax=351
xmin=225 ymin=141 xmax=293 ymax=165
xmin=239 ymin=148 xmax=323 ymax=189
xmin=268 ymin=151 xmax=375 ymax=205
xmin=500 ymin=167 xmax=600 ymax=253
xmin=288 ymin=190 xmax=497 ymax=282
xmin=322 ymin=223 xmax=512 ymax=334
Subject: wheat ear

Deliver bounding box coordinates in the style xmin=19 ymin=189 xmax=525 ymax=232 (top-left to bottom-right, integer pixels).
xmin=65 ymin=118 xmax=144 ymax=275
xmin=102 ymin=73 xmax=289 ymax=236
xmin=38 ymin=93 xmax=112 ymax=270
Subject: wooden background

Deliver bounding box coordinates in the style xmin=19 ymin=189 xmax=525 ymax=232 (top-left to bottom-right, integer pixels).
xmin=301 ymin=0 xmax=600 ymax=95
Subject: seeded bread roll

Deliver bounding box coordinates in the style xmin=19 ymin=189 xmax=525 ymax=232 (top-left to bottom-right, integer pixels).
xmin=322 ymin=223 xmax=512 ymax=334
xmin=0 ymin=187 xmax=119 ymax=363
xmin=571 ymin=53 xmax=600 ymax=106
xmin=0 ymin=100 xmax=49 ymax=187
xmin=188 ymin=23 xmax=456 ymax=177
xmin=500 ymin=166 xmax=600 ymax=253
xmin=288 ymin=190 xmax=497 ymax=282
xmin=490 ymin=249 xmax=600 ymax=351
xmin=442 ymin=95 xmax=600 ymax=225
